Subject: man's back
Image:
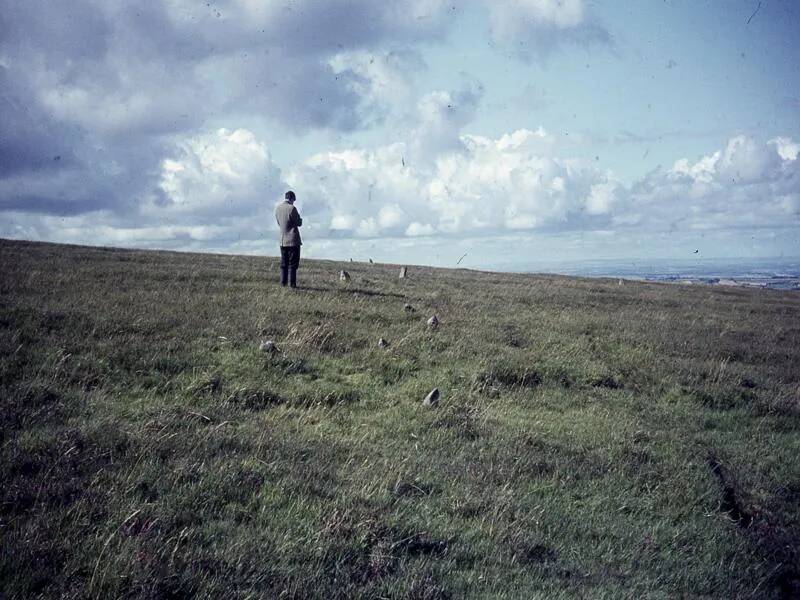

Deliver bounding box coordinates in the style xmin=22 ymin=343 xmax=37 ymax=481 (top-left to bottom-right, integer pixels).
xmin=275 ymin=201 xmax=302 ymax=247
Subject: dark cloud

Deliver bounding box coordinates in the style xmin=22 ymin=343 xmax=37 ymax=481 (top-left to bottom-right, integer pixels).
xmin=0 ymin=0 xmax=453 ymax=221
xmin=516 ymin=22 xmax=612 ymax=62
xmin=150 ymin=0 xmax=450 ymax=58
xmin=410 ymin=83 xmax=484 ymax=159
xmin=217 ymin=49 xmax=368 ymax=132
xmin=0 ymin=0 xmax=111 ymax=62
xmin=0 ymin=69 xmax=78 ymax=177
xmin=0 ymin=62 xmax=168 ymax=217
xmin=486 ymin=1 xmax=612 ymax=62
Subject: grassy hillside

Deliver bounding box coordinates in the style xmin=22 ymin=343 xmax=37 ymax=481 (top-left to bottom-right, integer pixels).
xmin=1 ymin=238 xmax=799 ymax=599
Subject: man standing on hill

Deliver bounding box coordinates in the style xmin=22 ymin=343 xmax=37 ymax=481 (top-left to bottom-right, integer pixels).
xmin=275 ymin=190 xmax=303 ymax=288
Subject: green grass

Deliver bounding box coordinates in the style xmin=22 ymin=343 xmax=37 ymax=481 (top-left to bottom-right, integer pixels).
xmin=1 ymin=238 xmax=799 ymax=599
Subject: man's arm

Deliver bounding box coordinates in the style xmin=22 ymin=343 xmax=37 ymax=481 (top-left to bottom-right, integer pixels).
xmin=292 ymin=207 xmax=303 ymax=227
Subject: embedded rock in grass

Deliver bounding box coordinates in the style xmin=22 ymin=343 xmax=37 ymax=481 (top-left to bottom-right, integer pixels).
xmin=427 ymin=315 xmax=439 ymax=329
xmin=378 ymin=337 xmax=389 ymax=348
xmin=339 ymin=270 xmax=351 ymax=282
xmin=259 ymin=340 xmax=278 ymax=354
xmin=195 ymin=374 xmax=222 ymax=397
xmin=423 ymin=388 xmax=440 ymax=407
xmin=404 ymin=303 xmax=416 ymax=314
xmin=399 ymin=266 xmax=408 ymax=279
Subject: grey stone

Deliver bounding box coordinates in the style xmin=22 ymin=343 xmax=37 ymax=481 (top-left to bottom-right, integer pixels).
xmin=404 ymin=303 xmax=416 ymax=314
xmin=399 ymin=266 xmax=407 ymax=279
xmin=259 ymin=340 xmax=278 ymax=354
xmin=378 ymin=337 xmax=389 ymax=348
xmin=427 ymin=315 xmax=439 ymax=329
xmin=339 ymin=270 xmax=351 ymax=282
xmin=207 ymin=374 xmax=221 ymax=394
xmin=423 ymin=388 xmax=440 ymax=407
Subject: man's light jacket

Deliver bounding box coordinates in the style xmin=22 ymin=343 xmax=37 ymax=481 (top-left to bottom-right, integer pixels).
xmin=275 ymin=201 xmax=302 ymax=247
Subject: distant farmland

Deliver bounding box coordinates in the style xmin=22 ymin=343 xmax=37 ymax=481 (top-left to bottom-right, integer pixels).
xmin=1 ymin=239 xmax=798 ymax=598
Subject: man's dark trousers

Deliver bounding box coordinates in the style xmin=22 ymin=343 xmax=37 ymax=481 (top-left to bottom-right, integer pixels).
xmin=280 ymin=246 xmax=300 ymax=288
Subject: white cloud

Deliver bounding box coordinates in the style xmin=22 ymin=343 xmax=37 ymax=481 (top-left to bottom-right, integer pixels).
xmin=155 ymin=128 xmax=283 ymax=218
xmin=672 ymin=152 xmax=720 ymax=184
xmin=717 ymin=135 xmax=779 ymax=183
xmin=585 ymin=181 xmax=619 ymax=215
xmin=285 ymin=131 xmax=799 ymax=245
xmin=329 ymin=48 xmax=425 ymax=126
xmin=286 ymin=141 xmax=424 ymax=237
xmin=633 ymin=135 xmax=800 ymax=230
xmin=377 ymin=204 xmax=407 ymax=228
xmin=1 ymin=105 xmax=797 ymax=261
xmin=286 ymin=125 xmax=618 ymax=238
xmin=406 ymin=222 xmax=435 ymax=236
xmin=430 ymin=133 xmax=617 ymax=233
xmin=769 ymin=136 xmax=800 ymax=162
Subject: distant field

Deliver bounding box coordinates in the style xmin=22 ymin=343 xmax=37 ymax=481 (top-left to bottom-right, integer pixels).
xmin=1 ymin=238 xmax=799 ymax=599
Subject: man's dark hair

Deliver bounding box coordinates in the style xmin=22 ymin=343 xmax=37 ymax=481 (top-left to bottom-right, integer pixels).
xmin=285 ymin=190 xmax=296 ymax=201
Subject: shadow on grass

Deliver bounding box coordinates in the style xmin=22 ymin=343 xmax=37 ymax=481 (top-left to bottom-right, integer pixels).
xmin=291 ymin=285 xmax=407 ymax=300
xmin=706 ymin=450 xmax=800 ymax=598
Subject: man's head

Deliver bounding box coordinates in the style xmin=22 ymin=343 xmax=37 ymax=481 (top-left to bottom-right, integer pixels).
xmin=285 ymin=190 xmax=296 ymax=203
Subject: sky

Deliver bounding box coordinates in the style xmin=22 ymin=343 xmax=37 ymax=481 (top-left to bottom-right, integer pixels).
xmin=1 ymin=0 xmax=799 ymax=269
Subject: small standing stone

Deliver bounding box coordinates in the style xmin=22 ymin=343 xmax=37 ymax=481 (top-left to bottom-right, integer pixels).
xmin=423 ymin=388 xmax=440 ymax=407
xmin=399 ymin=266 xmax=407 ymax=279
xmin=259 ymin=340 xmax=278 ymax=354
xmin=427 ymin=315 xmax=439 ymax=329
xmin=618 ymin=279 xmax=624 ymax=286
xmin=340 ymin=270 xmax=351 ymax=282
xmin=404 ymin=303 xmax=416 ymax=314
xmin=378 ymin=337 xmax=389 ymax=348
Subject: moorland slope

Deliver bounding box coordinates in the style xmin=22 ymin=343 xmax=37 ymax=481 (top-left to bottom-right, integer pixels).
xmin=1 ymin=239 xmax=799 ymax=598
